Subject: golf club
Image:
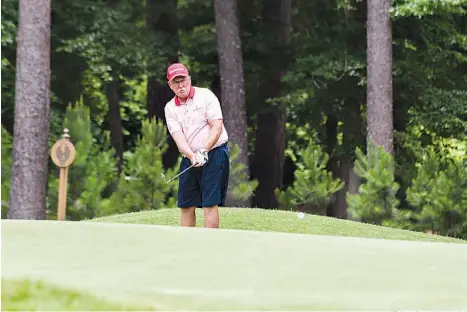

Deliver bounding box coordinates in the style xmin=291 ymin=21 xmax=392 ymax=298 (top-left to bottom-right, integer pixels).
xmin=161 ymin=163 xmax=195 ymax=183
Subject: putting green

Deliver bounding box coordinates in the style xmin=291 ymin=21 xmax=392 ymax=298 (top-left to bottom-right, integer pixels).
xmin=2 ymin=219 xmax=467 ymax=311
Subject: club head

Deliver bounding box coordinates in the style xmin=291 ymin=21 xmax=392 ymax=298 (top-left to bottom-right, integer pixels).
xmin=161 ymin=173 xmax=167 ymax=183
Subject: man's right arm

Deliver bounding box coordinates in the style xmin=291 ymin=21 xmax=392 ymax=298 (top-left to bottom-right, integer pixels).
xmin=171 ymin=131 xmax=196 ymax=161
xmin=164 ymin=106 xmax=197 ymax=164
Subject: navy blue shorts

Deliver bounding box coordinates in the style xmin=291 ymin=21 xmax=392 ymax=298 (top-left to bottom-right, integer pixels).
xmin=178 ymin=143 xmax=230 ymax=208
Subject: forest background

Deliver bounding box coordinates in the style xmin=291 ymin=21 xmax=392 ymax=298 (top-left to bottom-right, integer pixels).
xmin=1 ymin=0 xmax=466 ymax=239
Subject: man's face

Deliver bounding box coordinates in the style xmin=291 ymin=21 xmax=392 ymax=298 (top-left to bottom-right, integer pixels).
xmin=169 ymin=75 xmax=191 ymax=98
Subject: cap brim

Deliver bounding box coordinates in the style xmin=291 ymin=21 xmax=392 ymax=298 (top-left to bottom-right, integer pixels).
xmin=168 ymin=73 xmax=188 ymax=82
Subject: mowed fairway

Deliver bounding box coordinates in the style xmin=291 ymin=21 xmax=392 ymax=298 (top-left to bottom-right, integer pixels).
xmin=2 ymin=208 xmax=467 ymax=311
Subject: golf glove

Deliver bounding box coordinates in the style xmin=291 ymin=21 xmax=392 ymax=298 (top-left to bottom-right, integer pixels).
xmin=196 ymin=149 xmax=209 ymax=166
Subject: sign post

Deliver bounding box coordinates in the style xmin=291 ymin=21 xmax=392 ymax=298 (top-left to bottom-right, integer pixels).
xmin=50 ymin=128 xmax=76 ymax=221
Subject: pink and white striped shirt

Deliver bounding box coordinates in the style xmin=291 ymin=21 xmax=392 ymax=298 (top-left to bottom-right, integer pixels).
xmin=164 ymin=86 xmax=228 ymax=152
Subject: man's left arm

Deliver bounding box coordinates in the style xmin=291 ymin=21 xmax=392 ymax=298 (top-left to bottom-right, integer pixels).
xmin=203 ymin=90 xmax=224 ymax=151
xmin=204 ymin=119 xmax=223 ymax=151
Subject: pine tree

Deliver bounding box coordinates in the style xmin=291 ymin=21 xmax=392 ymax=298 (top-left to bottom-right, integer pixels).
xmin=276 ymin=139 xmax=344 ymax=214
xmin=47 ymin=100 xmax=119 ymax=220
xmin=406 ymin=147 xmax=467 ymax=238
xmin=347 ymin=142 xmax=400 ymax=225
xmin=100 ymin=118 xmax=179 ymax=215
xmin=226 ymin=142 xmax=258 ymax=206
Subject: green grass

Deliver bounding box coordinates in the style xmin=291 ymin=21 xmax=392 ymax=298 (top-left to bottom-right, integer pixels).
xmin=90 ymin=207 xmax=465 ymax=243
xmin=1 ymin=279 xmax=152 ymax=311
xmin=3 ymin=208 xmax=467 ymax=311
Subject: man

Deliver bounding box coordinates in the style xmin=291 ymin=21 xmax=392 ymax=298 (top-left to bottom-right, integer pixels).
xmin=164 ymin=63 xmax=229 ymax=228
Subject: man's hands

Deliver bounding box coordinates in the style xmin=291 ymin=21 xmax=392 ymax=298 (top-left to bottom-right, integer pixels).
xmin=189 ymin=149 xmax=209 ymax=167
xmin=197 ymin=149 xmax=209 ymax=165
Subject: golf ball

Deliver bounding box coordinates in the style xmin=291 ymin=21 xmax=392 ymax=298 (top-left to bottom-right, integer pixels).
xmin=297 ymin=212 xmax=305 ymax=219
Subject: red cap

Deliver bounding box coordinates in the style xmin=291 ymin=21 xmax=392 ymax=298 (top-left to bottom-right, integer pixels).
xmin=167 ymin=63 xmax=189 ymax=82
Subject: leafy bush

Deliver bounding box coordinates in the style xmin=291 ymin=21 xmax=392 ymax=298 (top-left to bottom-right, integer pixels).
xmin=1 ymin=125 xmax=13 ymax=218
xmin=226 ymin=142 xmax=259 ymax=206
xmin=99 ymin=118 xmax=179 ymax=216
xmin=47 ymin=100 xmax=119 ymax=220
xmin=347 ymin=142 xmax=400 ymax=225
xmin=275 ymin=139 xmax=344 ymax=214
xmin=404 ymin=146 xmax=467 ymax=238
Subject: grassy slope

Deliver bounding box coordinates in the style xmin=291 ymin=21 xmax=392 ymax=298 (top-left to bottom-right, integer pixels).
xmin=90 ymin=207 xmax=465 ymax=243
xmin=1 ymin=279 xmax=152 ymax=311
xmin=3 ymin=209 xmax=467 ymax=311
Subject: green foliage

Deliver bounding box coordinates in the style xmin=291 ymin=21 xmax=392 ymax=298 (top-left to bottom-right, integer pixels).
xmin=226 ymin=143 xmax=259 ymax=204
xmin=55 ymin=0 xmax=166 ymax=80
xmin=1 ymin=0 xmax=18 ymax=127
xmin=347 ymin=143 xmax=400 ymax=225
xmin=1 ymin=126 xmax=13 ymax=218
xmin=392 ymin=0 xmax=467 ymax=17
xmin=47 ymin=100 xmax=119 ymax=220
xmin=276 ymin=139 xmax=344 ymax=212
xmin=100 ymin=119 xmax=179 ymax=216
xmin=409 ymin=89 xmax=467 ymax=139
xmin=404 ymin=146 xmax=467 ymax=238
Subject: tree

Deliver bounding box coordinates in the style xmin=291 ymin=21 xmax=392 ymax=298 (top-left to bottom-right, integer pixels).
xmin=366 ymin=0 xmax=393 ymax=153
xmin=252 ymin=0 xmax=292 ymax=208
xmin=8 ymin=0 xmax=52 ymax=219
xmin=276 ymin=139 xmax=344 ymax=215
xmin=146 ymin=0 xmax=180 ymax=170
xmin=213 ymin=0 xmax=250 ymax=206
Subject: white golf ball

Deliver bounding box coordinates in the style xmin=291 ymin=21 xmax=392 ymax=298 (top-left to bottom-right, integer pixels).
xmin=297 ymin=212 xmax=305 ymax=220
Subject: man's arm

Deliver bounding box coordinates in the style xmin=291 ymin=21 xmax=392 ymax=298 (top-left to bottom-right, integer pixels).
xmin=165 ymin=106 xmax=197 ymax=163
xmin=204 ymin=119 xmax=223 ymax=151
xmin=203 ymin=89 xmax=224 ymax=151
xmin=171 ymin=131 xmax=196 ymax=160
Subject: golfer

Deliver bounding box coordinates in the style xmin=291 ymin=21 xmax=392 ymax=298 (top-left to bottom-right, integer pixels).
xmin=164 ymin=63 xmax=229 ymax=228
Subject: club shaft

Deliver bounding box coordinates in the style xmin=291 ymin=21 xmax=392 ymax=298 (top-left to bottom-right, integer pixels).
xmin=167 ymin=164 xmax=195 ymax=183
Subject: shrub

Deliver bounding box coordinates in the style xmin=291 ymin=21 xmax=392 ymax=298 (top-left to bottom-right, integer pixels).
xmin=275 ymin=139 xmax=344 ymax=213
xmin=405 ymin=146 xmax=467 ymax=238
xmin=1 ymin=125 xmax=13 ymax=218
xmin=99 ymin=118 xmax=179 ymax=216
xmin=225 ymin=142 xmax=259 ymax=206
xmin=47 ymin=100 xmax=119 ymax=220
xmin=347 ymin=142 xmax=400 ymax=225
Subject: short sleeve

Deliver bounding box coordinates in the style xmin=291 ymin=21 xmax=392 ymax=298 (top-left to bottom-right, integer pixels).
xmin=205 ymin=89 xmax=223 ymax=120
xmin=165 ymin=105 xmax=182 ymax=135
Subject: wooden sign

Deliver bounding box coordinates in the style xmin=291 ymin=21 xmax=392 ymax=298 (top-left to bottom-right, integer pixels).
xmin=50 ymin=128 xmax=76 ymax=221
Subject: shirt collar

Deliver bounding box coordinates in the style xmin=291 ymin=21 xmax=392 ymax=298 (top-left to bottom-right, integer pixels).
xmin=174 ymin=87 xmax=195 ymax=106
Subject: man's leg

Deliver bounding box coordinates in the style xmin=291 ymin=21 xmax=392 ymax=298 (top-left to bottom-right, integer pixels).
xmin=178 ymin=157 xmax=201 ymax=227
xmin=181 ymin=207 xmax=196 ymax=227
xmin=201 ymin=144 xmax=229 ymax=228
xmin=203 ymin=206 xmax=219 ymax=228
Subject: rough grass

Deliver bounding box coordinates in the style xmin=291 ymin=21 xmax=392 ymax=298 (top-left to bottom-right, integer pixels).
xmin=90 ymin=207 xmax=465 ymax=243
xmin=1 ymin=279 xmax=153 ymax=311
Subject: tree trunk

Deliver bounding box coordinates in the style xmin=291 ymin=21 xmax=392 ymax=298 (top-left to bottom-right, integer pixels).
xmin=146 ymin=0 xmax=179 ymax=170
xmin=341 ymin=97 xmax=365 ymax=219
xmin=332 ymin=158 xmax=352 ymax=219
xmin=252 ymin=0 xmax=291 ymax=209
xmin=367 ymin=0 xmax=393 ymax=153
xmin=8 ymin=0 xmax=52 ymax=220
xmin=213 ymin=0 xmax=250 ymax=207
xmin=105 ymin=78 xmax=124 ymax=175
xmin=325 ymin=114 xmax=339 ymax=217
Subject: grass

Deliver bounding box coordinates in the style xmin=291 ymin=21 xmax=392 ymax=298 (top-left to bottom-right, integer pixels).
xmin=90 ymin=207 xmax=465 ymax=244
xmin=2 ymin=207 xmax=467 ymax=311
xmin=1 ymin=279 xmax=152 ymax=311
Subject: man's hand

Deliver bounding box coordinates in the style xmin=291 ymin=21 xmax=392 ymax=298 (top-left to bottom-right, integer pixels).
xmin=197 ymin=149 xmax=209 ymax=165
xmin=188 ymin=150 xmax=208 ymax=167
xmin=189 ymin=149 xmax=208 ymax=167
xmin=188 ymin=152 xmax=201 ymax=167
